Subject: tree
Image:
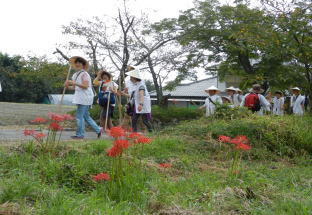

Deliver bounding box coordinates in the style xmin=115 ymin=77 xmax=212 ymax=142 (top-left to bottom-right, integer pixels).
xmin=0 ymin=53 xmax=68 ymax=103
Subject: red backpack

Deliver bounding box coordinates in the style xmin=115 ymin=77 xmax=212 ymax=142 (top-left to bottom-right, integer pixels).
xmin=244 ymin=93 xmax=261 ymax=112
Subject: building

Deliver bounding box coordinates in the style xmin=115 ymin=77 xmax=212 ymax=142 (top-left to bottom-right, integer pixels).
xmin=150 ymin=76 xmax=240 ymax=108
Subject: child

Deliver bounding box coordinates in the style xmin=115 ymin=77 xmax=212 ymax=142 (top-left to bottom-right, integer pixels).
xmin=290 ymin=87 xmax=305 ymax=116
xmin=199 ymin=86 xmax=223 ymax=117
xmin=272 ymin=91 xmax=284 ymax=116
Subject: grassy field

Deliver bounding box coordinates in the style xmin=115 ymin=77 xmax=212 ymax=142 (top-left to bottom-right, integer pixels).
xmin=0 ymin=102 xmax=75 ymax=126
xmin=0 ymin=115 xmax=311 ymax=214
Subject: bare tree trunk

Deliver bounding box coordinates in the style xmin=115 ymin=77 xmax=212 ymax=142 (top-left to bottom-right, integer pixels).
xmin=147 ymin=56 xmax=162 ymax=105
xmin=88 ymin=41 xmax=99 ymax=75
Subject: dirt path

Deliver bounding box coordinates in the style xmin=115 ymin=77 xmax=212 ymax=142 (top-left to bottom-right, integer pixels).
xmin=0 ymin=102 xmax=75 ymax=126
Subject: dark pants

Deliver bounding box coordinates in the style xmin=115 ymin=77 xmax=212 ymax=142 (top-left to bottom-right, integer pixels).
xmin=131 ymin=113 xmax=153 ymax=132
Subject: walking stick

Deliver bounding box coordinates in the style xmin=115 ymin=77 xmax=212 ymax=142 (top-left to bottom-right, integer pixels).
xmin=104 ymin=82 xmax=112 ymax=131
xmin=58 ymin=65 xmax=72 ymax=112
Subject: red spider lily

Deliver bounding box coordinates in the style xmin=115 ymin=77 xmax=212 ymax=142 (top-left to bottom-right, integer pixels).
xmin=62 ymin=114 xmax=75 ymax=121
xmin=35 ymin=133 xmax=46 ymax=139
xmin=114 ymin=139 xmax=130 ymax=150
xmin=49 ymin=122 xmax=64 ymax=131
xmin=106 ymin=144 xmax=123 ymax=157
xmin=31 ymin=117 xmax=47 ymax=124
xmin=235 ymin=143 xmax=251 ymax=151
xmin=108 ymin=127 xmax=125 ymax=138
xmin=23 ymin=129 xmax=36 ymax=136
xmin=230 ymin=136 xmax=249 ymax=145
xmin=127 ymin=132 xmax=141 ymax=139
xmin=159 ymin=163 xmax=172 ymax=168
xmin=92 ymin=173 xmax=110 ymax=181
xmin=136 ymin=136 xmax=152 ymax=144
xmin=48 ymin=113 xmax=65 ymax=122
xmin=218 ymin=135 xmax=231 ymax=143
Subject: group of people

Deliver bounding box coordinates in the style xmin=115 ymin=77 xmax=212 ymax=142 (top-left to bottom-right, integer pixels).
xmin=64 ymin=56 xmax=152 ymax=140
xmin=200 ymin=84 xmax=306 ymax=117
xmin=64 ymin=56 xmax=307 ymax=139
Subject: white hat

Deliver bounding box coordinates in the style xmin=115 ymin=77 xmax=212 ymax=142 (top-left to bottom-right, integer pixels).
xmin=205 ymin=86 xmax=220 ymax=93
xmin=226 ymin=86 xmax=237 ymax=91
xmin=127 ymin=69 xmax=142 ymax=80
xmin=291 ymin=87 xmax=300 ymax=91
xmin=235 ymin=88 xmax=242 ymax=93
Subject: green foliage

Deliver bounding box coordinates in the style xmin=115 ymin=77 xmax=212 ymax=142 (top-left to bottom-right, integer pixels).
xmin=1 ymin=116 xmax=312 ymax=214
xmin=165 ymin=115 xmax=312 ymax=157
xmin=151 ymin=105 xmax=203 ymax=124
xmin=214 ymin=104 xmax=251 ymax=120
xmin=0 ymin=53 xmax=68 ymax=103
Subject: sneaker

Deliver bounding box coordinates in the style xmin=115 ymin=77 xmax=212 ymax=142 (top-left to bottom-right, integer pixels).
xmin=97 ymin=127 xmax=103 ymax=138
xmin=71 ymin=136 xmax=84 ymax=140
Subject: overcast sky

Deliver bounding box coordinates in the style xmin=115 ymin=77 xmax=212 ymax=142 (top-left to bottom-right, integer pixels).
xmin=0 ymin=0 xmax=200 ymax=59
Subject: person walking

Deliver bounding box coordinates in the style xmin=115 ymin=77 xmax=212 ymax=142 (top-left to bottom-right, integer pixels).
xmin=64 ymin=56 xmax=102 ymax=139
xmin=272 ymin=91 xmax=285 ymax=116
xmin=127 ymin=69 xmax=153 ymax=132
xmin=241 ymin=84 xmax=271 ymax=115
xmin=93 ymin=70 xmax=118 ymax=130
xmin=225 ymin=86 xmax=236 ymax=105
xmin=199 ymin=86 xmax=223 ymax=117
xmin=290 ymin=87 xmax=305 ymax=116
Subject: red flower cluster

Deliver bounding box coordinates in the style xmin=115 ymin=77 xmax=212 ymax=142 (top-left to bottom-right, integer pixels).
xmin=48 ymin=113 xmax=65 ymax=122
xmin=108 ymin=127 xmax=126 ymax=138
xmin=218 ymin=135 xmax=231 ymax=143
xmin=107 ymin=144 xmax=123 ymax=157
xmin=136 ymin=136 xmax=152 ymax=144
xmin=31 ymin=117 xmax=47 ymax=124
xmin=114 ymin=139 xmax=130 ymax=150
xmin=35 ymin=133 xmax=46 ymax=139
xmin=218 ymin=135 xmax=251 ymax=151
xmin=24 ymin=129 xmax=36 ymax=136
xmin=62 ymin=114 xmax=75 ymax=121
xmin=159 ymin=163 xmax=172 ymax=168
xmin=92 ymin=173 xmax=110 ymax=181
xmin=127 ymin=132 xmax=141 ymax=139
xmin=49 ymin=122 xmax=64 ymax=131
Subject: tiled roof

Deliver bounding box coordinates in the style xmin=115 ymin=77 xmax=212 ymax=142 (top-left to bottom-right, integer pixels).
xmin=150 ymin=77 xmax=227 ymax=98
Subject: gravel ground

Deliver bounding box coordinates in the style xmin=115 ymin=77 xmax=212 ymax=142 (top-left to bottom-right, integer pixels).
xmin=0 ymin=102 xmax=75 ymax=126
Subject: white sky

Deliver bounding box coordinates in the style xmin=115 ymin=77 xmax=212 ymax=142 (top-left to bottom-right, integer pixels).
xmin=0 ymin=0 xmax=237 ymax=82
xmin=0 ymin=0 xmax=196 ymax=59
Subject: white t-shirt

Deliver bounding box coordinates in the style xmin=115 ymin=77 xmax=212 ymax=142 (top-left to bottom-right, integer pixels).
xmin=204 ymin=95 xmax=223 ymax=117
xmin=272 ymin=97 xmax=284 ymax=115
xmin=291 ymin=95 xmax=305 ymax=116
xmin=72 ymin=70 xmax=94 ymax=106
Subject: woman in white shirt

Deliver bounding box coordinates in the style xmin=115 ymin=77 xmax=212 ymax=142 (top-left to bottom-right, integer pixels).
xmin=65 ymin=56 xmax=102 ymax=139
xmin=290 ymin=87 xmax=305 ymax=116
xmin=199 ymin=86 xmax=223 ymax=117
xmin=272 ymin=91 xmax=285 ymax=116
xmin=93 ymin=70 xmax=118 ymax=130
xmin=127 ymin=69 xmax=153 ymax=132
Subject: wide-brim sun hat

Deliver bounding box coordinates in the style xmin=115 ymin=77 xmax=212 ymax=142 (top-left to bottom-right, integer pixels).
xmin=127 ymin=69 xmax=142 ymax=80
xmin=235 ymin=88 xmax=242 ymax=93
xmin=205 ymin=86 xmax=220 ymax=93
xmin=226 ymin=86 xmax=237 ymax=92
xmin=291 ymin=87 xmax=301 ymax=91
xmin=99 ymin=70 xmax=112 ymax=80
xmin=69 ymin=56 xmax=89 ymax=71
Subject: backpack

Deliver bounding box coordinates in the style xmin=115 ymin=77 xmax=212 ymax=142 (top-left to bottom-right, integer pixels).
xmin=98 ymin=82 xmax=115 ymax=107
xmin=244 ymin=93 xmax=261 ymax=112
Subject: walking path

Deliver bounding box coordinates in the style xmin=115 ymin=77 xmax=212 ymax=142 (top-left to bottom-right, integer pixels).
xmin=0 ymin=129 xmax=109 ymax=143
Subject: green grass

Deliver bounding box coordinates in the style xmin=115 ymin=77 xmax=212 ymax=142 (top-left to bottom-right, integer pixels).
xmin=0 ymin=116 xmax=312 ymax=214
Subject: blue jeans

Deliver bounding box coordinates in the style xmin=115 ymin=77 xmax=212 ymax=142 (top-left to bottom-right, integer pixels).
xmin=76 ymin=105 xmax=101 ymax=137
